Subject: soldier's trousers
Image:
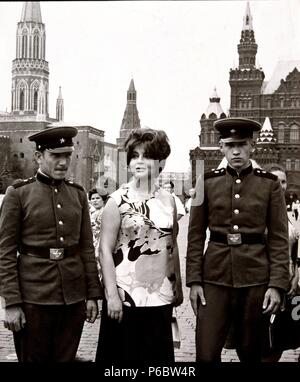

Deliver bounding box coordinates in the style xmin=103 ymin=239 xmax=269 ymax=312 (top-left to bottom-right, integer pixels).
xmin=13 ymin=301 xmax=86 ymax=362
xmin=195 ymin=283 xmax=269 ymax=363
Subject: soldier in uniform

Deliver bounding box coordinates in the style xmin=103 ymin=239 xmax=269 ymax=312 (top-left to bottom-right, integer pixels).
xmin=0 ymin=123 xmax=103 ymax=362
xmin=186 ymin=117 xmax=290 ymax=362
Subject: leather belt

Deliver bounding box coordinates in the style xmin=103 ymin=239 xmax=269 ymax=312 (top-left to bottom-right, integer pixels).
xmin=210 ymin=231 xmax=265 ymax=246
xmin=20 ymin=245 xmax=79 ymax=260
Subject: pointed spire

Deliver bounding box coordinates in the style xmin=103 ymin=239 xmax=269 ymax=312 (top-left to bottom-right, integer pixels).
xmin=57 ymin=86 xmax=63 ymax=99
xmin=209 ymin=87 xmax=220 ymax=103
xmin=56 ymin=86 xmax=64 ymax=121
xmin=256 ymin=117 xmax=276 ymax=145
xmin=128 ymin=79 xmax=135 ymax=92
xmin=203 ymin=87 xmax=225 ymax=119
xmin=117 ymin=79 xmax=141 ymax=147
xmin=237 ymin=1 xmax=257 ymax=69
xmin=243 ymin=1 xmax=253 ymax=30
xmin=21 ymin=2 xmax=42 ymax=23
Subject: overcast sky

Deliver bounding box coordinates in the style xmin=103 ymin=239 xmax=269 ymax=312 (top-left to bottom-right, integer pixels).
xmin=0 ymin=0 xmax=299 ymax=172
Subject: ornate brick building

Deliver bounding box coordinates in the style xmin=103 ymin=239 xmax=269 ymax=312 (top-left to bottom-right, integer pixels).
xmin=190 ymin=2 xmax=300 ymax=198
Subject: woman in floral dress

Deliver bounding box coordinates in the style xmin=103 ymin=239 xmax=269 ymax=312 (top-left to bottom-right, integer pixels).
xmin=95 ymin=128 xmax=183 ymax=362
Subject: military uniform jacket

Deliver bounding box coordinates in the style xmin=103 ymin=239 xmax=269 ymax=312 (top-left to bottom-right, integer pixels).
xmin=186 ymin=164 xmax=290 ymax=291
xmin=0 ymin=171 xmax=103 ymax=307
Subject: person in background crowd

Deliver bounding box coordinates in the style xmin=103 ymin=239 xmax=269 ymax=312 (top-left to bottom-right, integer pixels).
xmin=186 ymin=117 xmax=290 ymax=363
xmin=95 ymin=128 xmax=183 ymax=363
xmin=185 ymin=188 xmax=196 ymax=214
xmin=88 ymin=188 xmax=108 ymax=279
xmin=292 ymin=200 xmax=299 ymax=221
xmin=162 ymin=181 xmax=185 ymax=221
xmin=261 ymin=163 xmax=300 ymax=362
xmin=0 ymin=124 xmax=102 ymax=362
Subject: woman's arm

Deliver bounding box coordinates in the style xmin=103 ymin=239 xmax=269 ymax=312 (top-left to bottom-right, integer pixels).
xmin=98 ymin=197 xmax=123 ymax=322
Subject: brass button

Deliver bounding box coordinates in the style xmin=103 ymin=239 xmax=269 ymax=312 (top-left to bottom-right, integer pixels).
xmin=57 ymin=204 xmax=62 ymax=208
xmin=59 ymin=237 xmax=64 ymax=242
xmin=234 ymin=209 xmax=239 ymax=214
xmin=234 ymin=194 xmax=240 ymax=199
xmin=236 ymin=179 xmax=241 ymax=184
xmin=59 ymin=220 xmax=63 ymax=225
xmin=233 ymin=225 xmax=239 ymax=230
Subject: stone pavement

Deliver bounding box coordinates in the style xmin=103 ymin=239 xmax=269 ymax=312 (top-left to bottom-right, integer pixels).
xmin=0 ymin=213 xmax=299 ymax=363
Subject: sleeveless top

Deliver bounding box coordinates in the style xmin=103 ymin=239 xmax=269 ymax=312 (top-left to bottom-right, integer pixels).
xmin=110 ymin=184 xmax=176 ymax=307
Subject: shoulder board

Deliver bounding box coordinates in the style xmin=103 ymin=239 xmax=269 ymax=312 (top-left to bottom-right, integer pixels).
xmin=12 ymin=177 xmax=36 ymax=189
xmin=254 ymin=168 xmax=277 ymax=181
xmin=204 ymin=167 xmax=226 ymax=180
xmin=65 ymin=180 xmax=84 ymax=191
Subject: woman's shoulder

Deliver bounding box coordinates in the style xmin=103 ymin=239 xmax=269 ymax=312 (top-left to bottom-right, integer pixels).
xmin=109 ymin=184 xmax=129 ymax=204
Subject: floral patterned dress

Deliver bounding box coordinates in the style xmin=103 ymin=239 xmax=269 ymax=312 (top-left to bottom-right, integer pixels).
xmin=110 ymin=184 xmax=176 ymax=307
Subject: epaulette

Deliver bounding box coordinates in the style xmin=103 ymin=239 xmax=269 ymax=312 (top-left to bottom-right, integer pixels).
xmin=254 ymin=168 xmax=277 ymax=181
xmin=12 ymin=177 xmax=36 ymax=189
xmin=65 ymin=179 xmax=84 ymax=191
xmin=204 ymin=167 xmax=226 ymax=180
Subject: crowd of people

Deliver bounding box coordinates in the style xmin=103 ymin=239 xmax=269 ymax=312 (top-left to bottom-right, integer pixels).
xmin=0 ymin=117 xmax=299 ymax=363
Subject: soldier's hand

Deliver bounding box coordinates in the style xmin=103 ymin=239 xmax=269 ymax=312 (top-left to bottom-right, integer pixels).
xmin=4 ymin=305 xmax=26 ymax=332
xmin=190 ymin=283 xmax=206 ymax=316
xmin=85 ymin=299 xmax=98 ymax=323
xmin=262 ymin=287 xmax=281 ymax=315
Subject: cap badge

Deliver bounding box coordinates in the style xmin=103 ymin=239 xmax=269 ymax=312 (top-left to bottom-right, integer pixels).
xmin=60 ymin=138 xmax=65 ymax=144
xmin=230 ymin=129 xmax=236 ymax=134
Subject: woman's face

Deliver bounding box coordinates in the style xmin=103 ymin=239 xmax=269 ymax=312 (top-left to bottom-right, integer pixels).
xmin=128 ymin=144 xmax=158 ymax=181
xmin=90 ymin=193 xmax=104 ymax=209
xmin=271 ymin=170 xmax=287 ymax=192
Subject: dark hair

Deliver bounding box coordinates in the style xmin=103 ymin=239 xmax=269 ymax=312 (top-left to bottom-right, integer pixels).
xmin=263 ymin=163 xmax=286 ymax=174
xmin=124 ymin=128 xmax=171 ymax=172
xmin=163 ymin=180 xmax=174 ymax=189
xmin=88 ymin=188 xmax=108 ymax=202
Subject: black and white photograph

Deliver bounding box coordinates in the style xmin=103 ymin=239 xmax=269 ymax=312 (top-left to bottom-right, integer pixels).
xmin=0 ymin=0 xmax=299 ymax=366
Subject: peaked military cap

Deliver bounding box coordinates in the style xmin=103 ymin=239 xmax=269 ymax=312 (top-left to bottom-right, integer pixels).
xmin=214 ymin=117 xmax=262 ymax=143
xmin=28 ymin=122 xmax=78 ymax=153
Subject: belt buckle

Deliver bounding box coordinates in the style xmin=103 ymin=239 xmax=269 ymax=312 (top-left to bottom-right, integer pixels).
xmin=49 ymin=248 xmax=64 ymax=260
xmin=227 ymin=233 xmax=242 ymax=245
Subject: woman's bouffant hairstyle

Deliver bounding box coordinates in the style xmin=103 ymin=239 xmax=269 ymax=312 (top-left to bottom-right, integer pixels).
xmin=124 ymin=128 xmax=171 ymax=172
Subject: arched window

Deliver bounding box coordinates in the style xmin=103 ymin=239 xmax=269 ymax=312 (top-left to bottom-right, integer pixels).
xmin=22 ymin=34 xmax=27 ymax=58
xmin=34 ymin=90 xmax=38 ymax=111
xmin=20 ymin=90 xmax=24 ymax=110
xmin=33 ymin=34 xmax=39 ymax=59
xmin=290 ymin=125 xmax=299 ymax=143
xmin=206 ymin=131 xmax=210 ymax=144
xmin=211 ymin=130 xmax=216 ymax=144
xmin=277 ymin=126 xmax=285 ymax=143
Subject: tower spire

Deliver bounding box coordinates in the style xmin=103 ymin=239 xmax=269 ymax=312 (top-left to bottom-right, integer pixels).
xmin=229 ymin=2 xmax=264 ymax=117
xmin=12 ymin=1 xmax=49 ymax=119
xmin=243 ymin=1 xmax=253 ymax=30
xmin=21 ymin=2 xmax=42 ymax=23
xmin=238 ymin=1 xmax=257 ymax=69
xmin=56 ymin=86 xmax=64 ymax=121
xmin=117 ymin=79 xmax=141 ymax=147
